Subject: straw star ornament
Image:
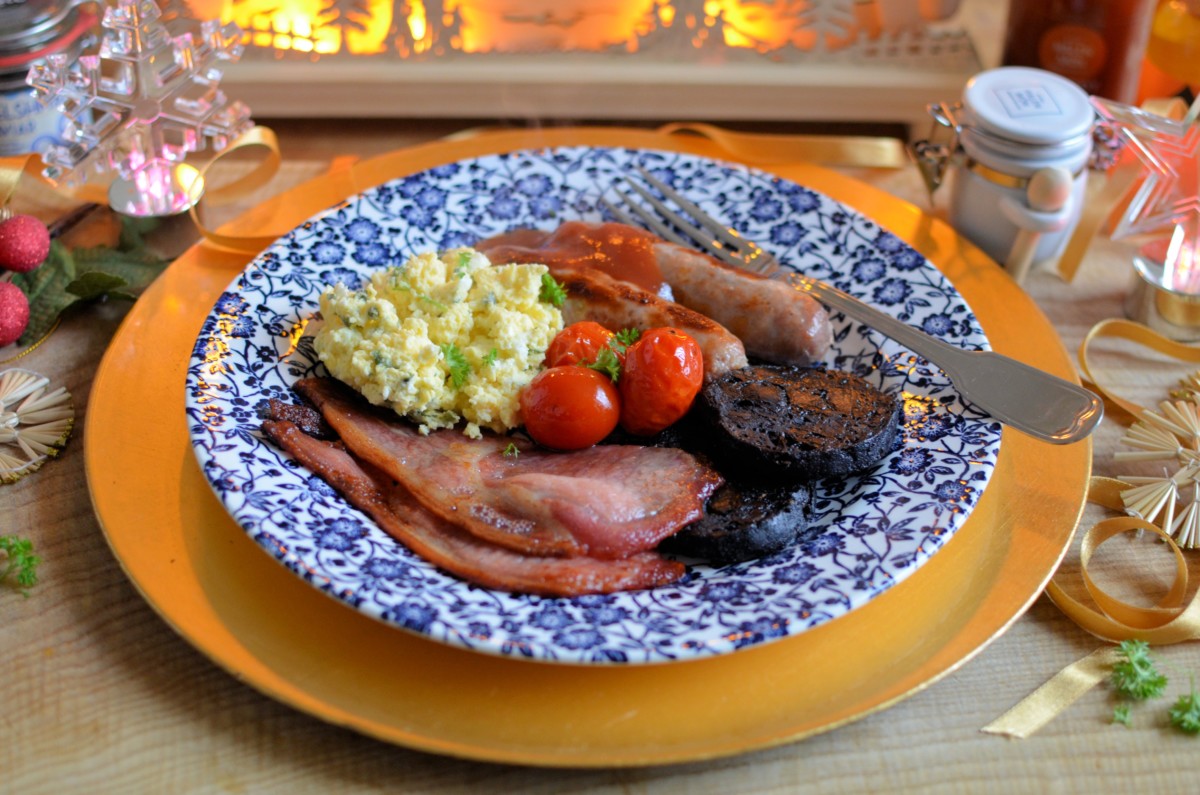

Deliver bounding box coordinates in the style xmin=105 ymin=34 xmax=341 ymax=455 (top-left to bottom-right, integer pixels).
xmin=1116 ymin=399 xmax=1200 ymax=548
xmin=0 ymin=369 xmax=74 ymax=484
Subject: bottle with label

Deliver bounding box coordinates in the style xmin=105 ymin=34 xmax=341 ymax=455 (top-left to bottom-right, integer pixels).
xmin=1001 ymin=0 xmax=1157 ymax=102
xmin=1146 ymin=0 xmax=1200 ymax=84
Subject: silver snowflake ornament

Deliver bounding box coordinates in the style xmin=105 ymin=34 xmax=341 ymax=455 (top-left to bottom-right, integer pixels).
xmin=27 ymin=0 xmax=253 ymax=216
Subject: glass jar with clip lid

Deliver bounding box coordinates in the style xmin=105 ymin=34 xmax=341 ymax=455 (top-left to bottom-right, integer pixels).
xmin=910 ymin=66 xmax=1096 ymax=277
xmin=0 ymin=0 xmax=95 ymax=157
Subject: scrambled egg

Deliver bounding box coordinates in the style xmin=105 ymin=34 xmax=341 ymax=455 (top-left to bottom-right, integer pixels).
xmin=314 ymin=248 xmax=563 ymax=437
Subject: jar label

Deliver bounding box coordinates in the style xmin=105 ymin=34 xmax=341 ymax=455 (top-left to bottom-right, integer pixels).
xmin=1038 ymin=24 xmax=1108 ymax=83
xmin=995 ymin=85 xmax=1063 ymax=118
xmin=0 ymin=89 xmax=63 ymax=156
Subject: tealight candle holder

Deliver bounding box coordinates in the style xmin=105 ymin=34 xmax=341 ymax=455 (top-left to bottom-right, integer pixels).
xmin=107 ymin=160 xmax=205 ymax=218
xmin=1126 ymin=229 xmax=1200 ymax=340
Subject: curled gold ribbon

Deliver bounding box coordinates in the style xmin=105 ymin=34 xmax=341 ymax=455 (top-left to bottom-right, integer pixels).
xmin=2 ymin=127 xmax=282 ymax=252
xmin=983 ymin=480 xmax=1200 ymax=738
xmin=986 ymin=319 xmax=1200 ymax=738
xmin=187 ymin=125 xmax=284 ymax=253
xmin=1046 ymin=477 xmax=1195 ymax=643
xmin=656 ymin=122 xmax=909 ymax=169
xmin=1079 ymin=318 xmax=1200 ymax=422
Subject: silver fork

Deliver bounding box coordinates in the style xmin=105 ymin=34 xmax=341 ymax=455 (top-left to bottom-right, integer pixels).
xmin=603 ymin=167 xmax=1103 ymax=446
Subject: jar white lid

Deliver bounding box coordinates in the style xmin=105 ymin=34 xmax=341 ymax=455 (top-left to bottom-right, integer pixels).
xmin=961 ymin=67 xmax=1094 ymax=147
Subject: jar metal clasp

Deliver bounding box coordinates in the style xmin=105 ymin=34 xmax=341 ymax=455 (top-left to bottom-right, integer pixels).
xmin=909 ymin=101 xmax=964 ymax=201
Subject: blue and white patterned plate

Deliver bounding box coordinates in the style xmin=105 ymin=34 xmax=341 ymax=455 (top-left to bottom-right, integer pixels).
xmin=186 ymin=147 xmax=1001 ymax=664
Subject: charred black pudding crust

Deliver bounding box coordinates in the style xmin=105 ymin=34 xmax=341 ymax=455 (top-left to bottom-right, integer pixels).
xmin=608 ymin=416 xmax=816 ymax=564
xmin=697 ymin=365 xmax=901 ymax=480
xmin=659 ymin=478 xmax=813 ymax=564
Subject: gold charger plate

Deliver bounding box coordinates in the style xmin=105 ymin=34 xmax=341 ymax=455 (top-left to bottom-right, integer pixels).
xmin=86 ymin=128 xmax=1090 ymax=766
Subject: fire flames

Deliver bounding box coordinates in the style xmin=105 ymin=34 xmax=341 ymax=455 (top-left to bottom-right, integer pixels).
xmin=213 ymin=0 xmax=877 ymax=59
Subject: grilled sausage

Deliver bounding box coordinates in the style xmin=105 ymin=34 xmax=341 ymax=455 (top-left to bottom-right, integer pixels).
xmin=558 ymin=268 xmax=750 ymax=378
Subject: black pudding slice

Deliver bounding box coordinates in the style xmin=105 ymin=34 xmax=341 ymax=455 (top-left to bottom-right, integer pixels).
xmin=605 ymin=418 xmax=813 ymax=564
xmin=659 ymin=478 xmax=813 ymax=565
xmin=697 ymin=365 xmax=901 ymax=480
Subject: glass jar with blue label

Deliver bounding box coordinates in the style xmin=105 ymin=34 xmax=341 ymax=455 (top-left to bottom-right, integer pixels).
xmin=911 ymin=66 xmax=1096 ymax=271
xmin=0 ymin=0 xmax=94 ymax=157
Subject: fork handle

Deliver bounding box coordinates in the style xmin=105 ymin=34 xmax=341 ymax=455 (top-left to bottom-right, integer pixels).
xmin=788 ymin=275 xmax=1103 ymax=445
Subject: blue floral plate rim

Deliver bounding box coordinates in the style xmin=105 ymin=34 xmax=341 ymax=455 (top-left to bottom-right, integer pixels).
xmin=184 ymin=145 xmax=1002 ymax=665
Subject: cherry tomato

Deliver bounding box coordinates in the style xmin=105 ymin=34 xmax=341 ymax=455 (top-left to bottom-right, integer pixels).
xmin=520 ymin=366 xmax=620 ymax=450
xmin=543 ymin=321 xmax=615 ymax=368
xmin=619 ymin=328 xmax=704 ymax=436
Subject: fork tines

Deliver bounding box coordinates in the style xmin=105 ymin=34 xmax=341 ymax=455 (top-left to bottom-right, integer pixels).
xmin=602 ymin=166 xmax=775 ymax=275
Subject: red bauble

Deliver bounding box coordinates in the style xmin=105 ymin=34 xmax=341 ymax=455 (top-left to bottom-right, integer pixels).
xmin=0 ymin=281 xmax=30 ymax=347
xmin=0 ymin=214 xmax=51 ymax=273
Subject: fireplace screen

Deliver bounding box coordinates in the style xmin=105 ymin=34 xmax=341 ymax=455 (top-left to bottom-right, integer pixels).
xmin=193 ymin=0 xmax=980 ymax=124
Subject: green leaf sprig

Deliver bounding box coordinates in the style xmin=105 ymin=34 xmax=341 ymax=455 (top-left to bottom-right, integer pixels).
xmin=12 ymin=214 xmax=170 ymax=346
xmin=1169 ymin=682 xmax=1200 ymax=734
xmin=585 ymin=346 xmax=623 ymax=382
xmin=612 ymin=326 xmax=641 ymax=351
xmin=440 ymin=343 xmax=470 ymax=389
xmin=0 ymin=535 xmax=41 ymax=597
xmin=539 ymin=272 xmax=566 ymax=307
xmin=583 ymin=327 xmax=640 ymax=382
xmin=1107 ymin=640 xmax=1200 ymax=735
xmin=1111 ymin=640 xmax=1168 ymax=700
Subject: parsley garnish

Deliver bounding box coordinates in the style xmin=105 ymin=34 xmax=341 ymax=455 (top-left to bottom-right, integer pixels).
xmin=1112 ymin=640 xmax=1168 ymax=700
xmin=612 ymin=327 xmax=641 ymax=353
xmin=454 ymin=250 xmax=473 ymax=278
xmin=392 ymin=271 xmax=449 ymax=311
xmin=539 ymin=272 xmax=567 ymax=306
xmin=586 ymin=346 xmax=623 ymax=382
xmin=483 ymin=348 xmax=499 ymax=367
xmin=1112 ymin=704 xmax=1133 ymax=728
xmin=387 ymin=267 xmax=407 ymax=290
xmin=0 ymin=536 xmax=41 ymax=597
xmin=503 ymin=442 xmax=520 ymax=458
xmin=1169 ymin=682 xmax=1200 ymax=734
xmin=440 ymin=343 xmax=470 ymax=388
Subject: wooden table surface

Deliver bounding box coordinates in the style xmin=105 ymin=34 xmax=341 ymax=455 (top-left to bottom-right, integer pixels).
xmin=7 ymin=5 xmax=1200 ymax=790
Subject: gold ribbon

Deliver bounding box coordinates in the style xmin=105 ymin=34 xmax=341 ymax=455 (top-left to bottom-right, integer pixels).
xmin=184 ymin=122 xmax=911 ymax=256
xmin=187 ymin=125 xmax=284 ymax=252
xmin=0 ymin=154 xmax=44 ymax=208
xmin=985 ymin=319 xmax=1200 ymax=738
xmin=0 ymin=126 xmax=281 ymax=225
xmin=1078 ymin=318 xmax=1200 ymax=422
xmin=196 ymin=126 xmax=282 ymax=208
xmin=982 ymin=646 xmax=1121 ymax=739
xmin=0 ymin=128 xmax=280 ymax=356
xmin=656 ymin=122 xmax=909 ymax=169
xmin=983 ymin=477 xmax=1200 ymax=738
xmin=1045 ymin=477 xmax=1193 ymax=641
